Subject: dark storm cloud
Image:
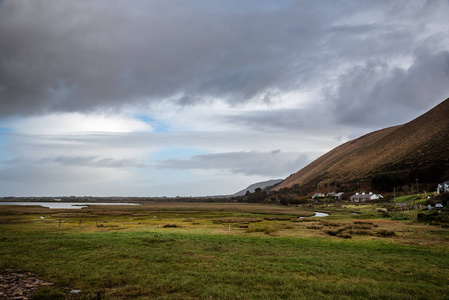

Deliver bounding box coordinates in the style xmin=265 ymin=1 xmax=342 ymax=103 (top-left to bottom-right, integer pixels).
xmin=156 ymin=150 xmax=308 ymax=177
xmin=0 ymin=0 xmax=448 ymax=124
xmin=328 ymin=50 xmax=449 ymax=127
xmin=0 ymin=0 xmax=331 ymax=116
xmin=0 ymin=0 xmax=379 ymax=117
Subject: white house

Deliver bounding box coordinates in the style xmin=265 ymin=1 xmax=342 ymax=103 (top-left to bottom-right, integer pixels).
xmin=326 ymin=192 xmax=336 ymax=198
xmin=437 ymin=181 xmax=449 ymax=194
xmin=350 ymin=192 xmax=383 ymax=202
xmin=312 ymin=193 xmax=325 ymax=199
xmin=335 ymin=192 xmax=345 ymax=200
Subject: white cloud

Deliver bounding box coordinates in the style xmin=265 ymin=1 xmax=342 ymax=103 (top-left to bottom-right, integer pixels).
xmin=6 ymin=112 xmax=152 ymax=135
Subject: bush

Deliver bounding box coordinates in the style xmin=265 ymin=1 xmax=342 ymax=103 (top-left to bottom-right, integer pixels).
xmin=325 ymin=227 xmax=345 ymax=236
xmin=264 ymin=217 xmax=292 ymax=221
xmin=321 ymin=221 xmax=340 ymax=227
xmin=417 ymin=211 xmax=449 ymax=225
xmin=376 ymin=229 xmax=395 ymax=237
xmin=390 ymin=213 xmax=410 ymax=220
xmin=348 ymin=229 xmax=374 ymax=236
xmin=307 ymin=225 xmax=323 ymax=230
xmin=350 ymin=224 xmax=373 ymax=229
xmin=163 ymin=224 xmax=180 ymax=228
xmin=353 ymin=221 xmax=374 ymax=225
xmin=337 ymin=232 xmax=352 ymax=239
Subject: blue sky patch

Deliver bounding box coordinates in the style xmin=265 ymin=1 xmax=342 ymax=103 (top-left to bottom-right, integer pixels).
xmin=136 ymin=115 xmax=171 ymax=133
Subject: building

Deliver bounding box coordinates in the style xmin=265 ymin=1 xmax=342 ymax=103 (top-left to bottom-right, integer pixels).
xmin=437 ymin=181 xmax=449 ymax=194
xmin=335 ymin=192 xmax=345 ymax=200
xmin=350 ymin=192 xmax=383 ymax=202
xmin=311 ymin=193 xmax=325 ymax=199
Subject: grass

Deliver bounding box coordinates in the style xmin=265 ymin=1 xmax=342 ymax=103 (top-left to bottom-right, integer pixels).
xmin=393 ymin=194 xmax=428 ymax=204
xmin=1 ymin=203 xmax=449 ymax=299
xmin=393 ymin=195 xmax=417 ymax=203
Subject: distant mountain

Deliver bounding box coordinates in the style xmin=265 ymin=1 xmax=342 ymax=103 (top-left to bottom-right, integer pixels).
xmin=274 ymin=97 xmax=449 ymax=193
xmin=233 ymin=179 xmax=283 ymax=196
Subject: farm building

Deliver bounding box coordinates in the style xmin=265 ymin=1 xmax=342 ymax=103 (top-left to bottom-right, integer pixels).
xmin=350 ymin=192 xmax=383 ymax=202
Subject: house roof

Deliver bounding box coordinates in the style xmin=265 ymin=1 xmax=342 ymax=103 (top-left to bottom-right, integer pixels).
xmin=350 ymin=193 xmax=381 ymax=199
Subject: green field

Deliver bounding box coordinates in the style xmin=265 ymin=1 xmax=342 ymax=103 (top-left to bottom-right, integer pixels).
xmin=1 ymin=203 xmax=448 ymax=299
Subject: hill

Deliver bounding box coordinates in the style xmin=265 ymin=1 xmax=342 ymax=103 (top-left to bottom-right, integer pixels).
xmin=274 ymin=97 xmax=449 ymax=194
xmin=233 ymin=179 xmax=283 ymax=196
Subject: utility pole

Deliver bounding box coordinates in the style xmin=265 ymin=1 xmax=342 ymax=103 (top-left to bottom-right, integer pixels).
xmin=416 ymin=179 xmax=419 ymax=194
xmin=394 ymin=186 xmax=396 ymax=202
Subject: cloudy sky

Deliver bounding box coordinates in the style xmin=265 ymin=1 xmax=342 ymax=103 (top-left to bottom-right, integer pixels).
xmin=1 ymin=0 xmax=449 ymax=197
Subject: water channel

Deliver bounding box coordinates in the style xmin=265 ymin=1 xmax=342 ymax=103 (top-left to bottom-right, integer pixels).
xmin=300 ymin=211 xmax=329 ymax=218
xmin=0 ymin=202 xmax=330 ymax=218
xmin=0 ymin=202 xmax=140 ymax=209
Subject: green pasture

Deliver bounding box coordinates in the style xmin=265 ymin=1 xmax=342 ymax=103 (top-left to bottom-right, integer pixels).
xmin=0 ymin=203 xmax=448 ymax=299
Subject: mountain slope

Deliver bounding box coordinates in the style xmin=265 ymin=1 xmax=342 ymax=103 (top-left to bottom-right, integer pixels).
xmin=233 ymin=179 xmax=283 ymax=196
xmin=274 ymin=98 xmax=449 ymax=192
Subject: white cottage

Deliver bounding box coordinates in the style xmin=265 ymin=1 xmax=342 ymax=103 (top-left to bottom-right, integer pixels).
xmin=350 ymin=192 xmax=383 ymax=202
xmin=437 ymin=181 xmax=449 ymax=194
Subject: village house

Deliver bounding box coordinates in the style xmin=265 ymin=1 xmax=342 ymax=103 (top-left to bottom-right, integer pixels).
xmin=350 ymin=192 xmax=383 ymax=202
xmin=437 ymin=181 xmax=449 ymax=194
xmin=335 ymin=192 xmax=345 ymax=200
xmin=326 ymin=192 xmax=336 ymax=198
xmin=311 ymin=193 xmax=325 ymax=199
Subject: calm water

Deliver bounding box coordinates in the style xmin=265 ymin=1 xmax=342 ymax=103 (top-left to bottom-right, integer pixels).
xmin=313 ymin=212 xmax=329 ymax=217
xmin=0 ymin=202 xmax=140 ymax=209
xmin=299 ymin=211 xmax=330 ymax=218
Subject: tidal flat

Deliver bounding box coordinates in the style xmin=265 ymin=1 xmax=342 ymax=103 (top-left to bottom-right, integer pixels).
xmin=0 ymin=203 xmax=448 ymax=299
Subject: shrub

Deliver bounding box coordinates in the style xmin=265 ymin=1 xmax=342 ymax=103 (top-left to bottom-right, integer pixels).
xmin=337 ymin=232 xmax=352 ymax=239
xmin=163 ymin=224 xmax=180 ymax=228
xmin=376 ymin=229 xmax=395 ymax=237
xmin=307 ymin=225 xmax=323 ymax=230
xmin=353 ymin=220 xmax=374 ymax=225
xmin=390 ymin=213 xmax=410 ymax=220
xmin=416 ymin=211 xmax=449 ymax=225
xmin=264 ymin=217 xmax=292 ymax=221
xmin=213 ymin=217 xmax=263 ymax=224
xmin=321 ymin=221 xmax=340 ymax=227
xmin=325 ymin=229 xmax=338 ymax=236
xmin=348 ymin=229 xmax=374 ymax=236
xmin=325 ymin=227 xmax=345 ymax=236
xmin=350 ymin=224 xmax=373 ymax=229
xmin=263 ymin=226 xmax=278 ymax=234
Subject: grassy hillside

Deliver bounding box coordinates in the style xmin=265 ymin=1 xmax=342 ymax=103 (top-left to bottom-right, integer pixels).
xmin=275 ymin=98 xmax=449 ymax=193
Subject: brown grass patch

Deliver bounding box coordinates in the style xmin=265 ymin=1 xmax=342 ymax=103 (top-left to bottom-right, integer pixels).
xmin=212 ymin=217 xmax=263 ymax=224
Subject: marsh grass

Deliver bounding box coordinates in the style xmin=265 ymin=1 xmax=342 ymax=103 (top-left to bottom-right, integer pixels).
xmin=0 ymin=203 xmax=448 ymax=299
xmin=246 ymin=225 xmax=278 ymax=234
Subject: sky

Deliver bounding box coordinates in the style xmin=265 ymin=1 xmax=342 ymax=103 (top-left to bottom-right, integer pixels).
xmin=1 ymin=0 xmax=449 ymax=197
